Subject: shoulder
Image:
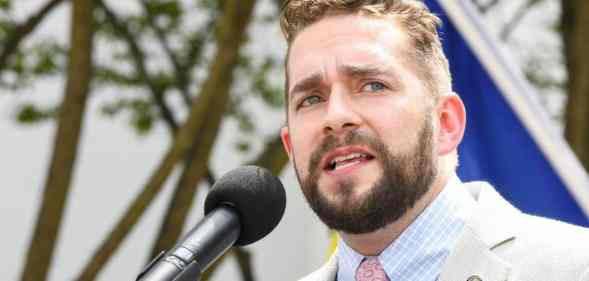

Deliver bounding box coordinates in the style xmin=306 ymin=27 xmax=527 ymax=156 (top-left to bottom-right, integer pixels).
xmin=513 ymin=213 xmax=589 ymax=260
xmin=463 ymin=181 xmax=589 ymax=280
xmin=490 ymin=199 xmax=589 ymax=280
xmin=504 ymin=213 xmax=589 ymax=278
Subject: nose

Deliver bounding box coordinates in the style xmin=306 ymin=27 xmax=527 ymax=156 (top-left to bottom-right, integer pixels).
xmin=323 ymin=87 xmax=361 ymax=135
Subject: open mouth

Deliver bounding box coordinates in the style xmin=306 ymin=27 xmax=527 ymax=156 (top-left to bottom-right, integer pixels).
xmin=324 ymin=152 xmax=375 ymax=171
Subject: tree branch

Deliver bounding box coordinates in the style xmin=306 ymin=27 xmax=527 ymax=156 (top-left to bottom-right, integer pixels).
xmin=0 ymin=0 xmax=65 ymax=73
xmin=98 ymin=0 xmax=179 ymax=134
xmin=139 ymin=0 xmax=192 ymax=107
xmin=74 ymin=1 xmax=258 ymax=280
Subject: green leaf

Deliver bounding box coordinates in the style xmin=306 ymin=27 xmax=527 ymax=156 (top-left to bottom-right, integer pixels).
xmin=249 ymin=57 xmax=284 ymax=107
xmin=144 ymin=0 xmax=182 ymax=30
xmin=198 ymin=0 xmax=221 ymax=10
xmin=12 ymin=51 xmax=25 ymax=74
xmin=132 ymin=110 xmax=153 ymax=135
xmin=127 ymin=15 xmax=150 ymax=34
xmin=94 ymin=66 xmax=141 ymax=87
xmin=152 ymin=71 xmax=176 ymax=90
xmin=0 ymin=0 xmax=11 ymax=10
xmin=31 ymin=42 xmax=65 ymax=75
xmin=130 ymin=99 xmax=155 ymax=135
xmin=15 ymin=103 xmax=57 ymax=124
xmin=101 ymin=99 xmax=128 ymax=117
xmin=100 ymin=98 xmax=156 ymax=135
xmin=235 ymin=140 xmax=251 ymax=152
xmin=236 ymin=109 xmax=255 ymax=133
xmin=145 ymin=0 xmax=181 ymax=17
xmin=0 ymin=19 xmax=15 ymax=40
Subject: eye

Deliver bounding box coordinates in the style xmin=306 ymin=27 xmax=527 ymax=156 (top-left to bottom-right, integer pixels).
xmin=298 ymin=95 xmax=323 ymax=108
xmin=360 ymin=81 xmax=386 ymax=93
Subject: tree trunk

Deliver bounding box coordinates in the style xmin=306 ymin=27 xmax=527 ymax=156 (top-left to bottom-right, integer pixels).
xmin=75 ymin=1 xmax=258 ymax=280
xmin=19 ymin=0 xmax=94 ymax=280
xmin=562 ymin=0 xmax=589 ymax=171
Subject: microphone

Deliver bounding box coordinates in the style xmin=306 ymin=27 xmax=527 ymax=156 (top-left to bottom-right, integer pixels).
xmin=137 ymin=166 xmax=286 ymax=281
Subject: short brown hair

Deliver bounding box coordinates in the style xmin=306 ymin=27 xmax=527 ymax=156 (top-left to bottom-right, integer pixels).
xmin=280 ymin=0 xmax=452 ymax=102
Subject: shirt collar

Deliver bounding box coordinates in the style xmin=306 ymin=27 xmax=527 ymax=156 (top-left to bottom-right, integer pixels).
xmin=336 ymin=174 xmax=474 ymax=281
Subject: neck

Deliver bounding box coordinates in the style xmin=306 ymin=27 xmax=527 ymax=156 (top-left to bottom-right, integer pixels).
xmin=339 ymin=171 xmax=451 ymax=256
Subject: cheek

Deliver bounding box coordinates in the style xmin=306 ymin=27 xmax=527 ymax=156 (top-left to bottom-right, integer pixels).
xmin=288 ymin=127 xmax=315 ymax=168
xmin=367 ymin=106 xmax=424 ymax=150
xmin=289 ymin=110 xmax=324 ymax=148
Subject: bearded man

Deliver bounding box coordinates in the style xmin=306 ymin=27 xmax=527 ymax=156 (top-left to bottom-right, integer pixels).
xmin=278 ymin=1 xmax=589 ymax=281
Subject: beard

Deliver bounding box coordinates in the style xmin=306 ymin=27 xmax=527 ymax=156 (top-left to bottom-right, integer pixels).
xmin=294 ymin=115 xmax=437 ymax=234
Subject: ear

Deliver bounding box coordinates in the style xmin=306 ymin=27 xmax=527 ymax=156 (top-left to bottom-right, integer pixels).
xmin=435 ymin=93 xmax=466 ymax=156
xmin=280 ymin=126 xmax=293 ymax=159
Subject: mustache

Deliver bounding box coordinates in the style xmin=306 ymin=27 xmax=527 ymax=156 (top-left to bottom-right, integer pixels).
xmin=308 ymin=131 xmax=383 ymax=172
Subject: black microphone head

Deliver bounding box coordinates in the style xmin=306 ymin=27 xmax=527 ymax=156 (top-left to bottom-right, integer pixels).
xmin=204 ymin=165 xmax=286 ymax=246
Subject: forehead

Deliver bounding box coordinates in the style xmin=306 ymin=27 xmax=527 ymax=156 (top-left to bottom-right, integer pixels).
xmin=287 ymin=14 xmax=411 ymax=89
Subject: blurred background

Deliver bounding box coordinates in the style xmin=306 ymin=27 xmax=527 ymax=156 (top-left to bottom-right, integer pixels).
xmin=1 ymin=0 xmax=587 ymax=280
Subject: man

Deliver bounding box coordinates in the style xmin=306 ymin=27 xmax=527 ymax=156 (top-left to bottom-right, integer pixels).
xmin=278 ymin=1 xmax=589 ymax=281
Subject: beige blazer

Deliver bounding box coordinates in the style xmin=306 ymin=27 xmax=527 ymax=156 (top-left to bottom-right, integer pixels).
xmin=298 ymin=182 xmax=589 ymax=281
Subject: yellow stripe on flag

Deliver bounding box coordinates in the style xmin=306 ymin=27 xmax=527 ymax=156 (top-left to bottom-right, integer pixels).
xmin=327 ymin=230 xmax=338 ymax=259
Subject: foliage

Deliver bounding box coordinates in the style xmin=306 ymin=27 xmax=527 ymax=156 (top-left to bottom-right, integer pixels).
xmin=16 ymin=103 xmax=59 ymax=124
xmin=6 ymin=0 xmax=284 ymax=139
xmin=1 ymin=41 xmax=65 ymax=90
xmin=101 ymin=98 xmax=156 ymax=135
xmin=0 ymin=0 xmax=10 ymax=10
xmin=3 ymin=1 xmax=288 ymax=280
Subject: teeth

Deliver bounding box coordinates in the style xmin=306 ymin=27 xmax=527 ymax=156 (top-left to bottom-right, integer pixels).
xmin=329 ymin=153 xmax=368 ymax=169
xmin=335 ymin=161 xmax=357 ymax=170
xmin=332 ymin=153 xmax=366 ymax=163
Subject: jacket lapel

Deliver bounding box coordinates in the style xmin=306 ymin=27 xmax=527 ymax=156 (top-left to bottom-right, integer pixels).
xmin=439 ymin=182 xmax=520 ymax=281
xmin=438 ymin=226 xmax=512 ymax=281
xmin=299 ymin=253 xmax=338 ymax=281
xmin=320 ymin=255 xmax=338 ymax=281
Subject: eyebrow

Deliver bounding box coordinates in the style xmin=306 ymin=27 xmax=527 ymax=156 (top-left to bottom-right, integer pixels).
xmin=338 ymin=64 xmax=401 ymax=85
xmin=289 ymin=72 xmax=323 ymax=100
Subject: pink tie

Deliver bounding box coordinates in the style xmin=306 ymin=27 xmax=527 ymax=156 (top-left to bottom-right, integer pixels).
xmin=355 ymin=257 xmax=390 ymax=281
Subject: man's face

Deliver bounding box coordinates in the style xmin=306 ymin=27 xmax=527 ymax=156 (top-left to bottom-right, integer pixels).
xmin=281 ymin=15 xmax=439 ymax=234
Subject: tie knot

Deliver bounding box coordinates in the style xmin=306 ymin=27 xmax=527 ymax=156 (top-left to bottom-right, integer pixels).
xmin=355 ymin=257 xmax=390 ymax=281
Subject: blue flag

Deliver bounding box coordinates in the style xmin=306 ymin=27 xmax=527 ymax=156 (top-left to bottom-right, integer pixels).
xmin=427 ymin=0 xmax=589 ymax=226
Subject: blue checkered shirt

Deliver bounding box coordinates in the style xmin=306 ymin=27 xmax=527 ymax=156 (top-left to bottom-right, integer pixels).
xmin=336 ymin=175 xmax=474 ymax=281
